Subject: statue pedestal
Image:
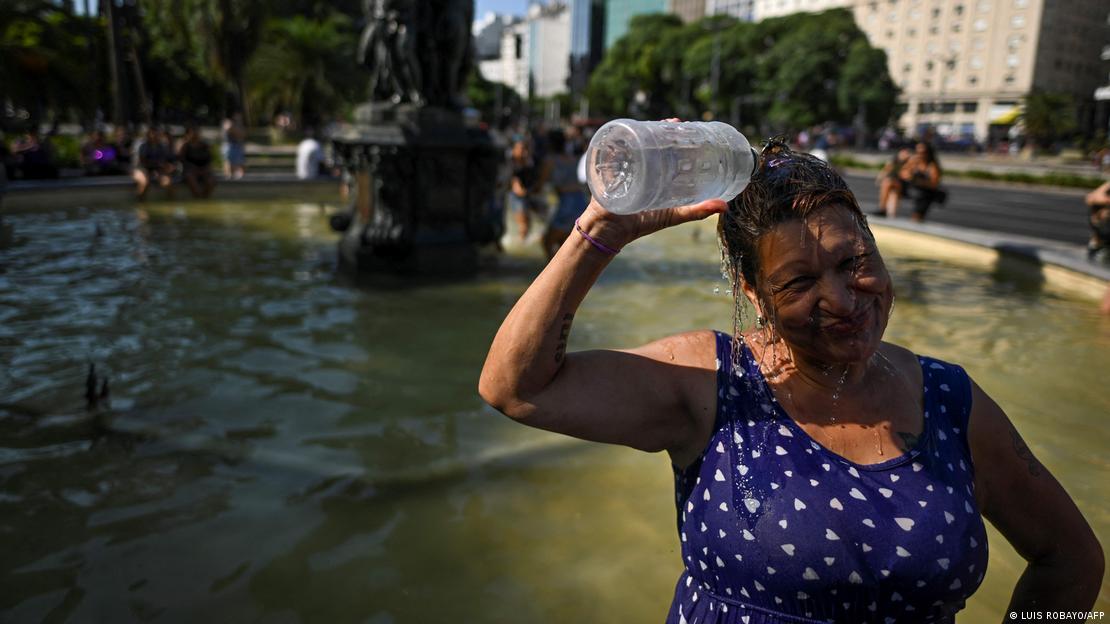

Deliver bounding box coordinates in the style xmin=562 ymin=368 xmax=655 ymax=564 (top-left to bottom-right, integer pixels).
xmin=331 ymin=104 xmax=503 ymax=276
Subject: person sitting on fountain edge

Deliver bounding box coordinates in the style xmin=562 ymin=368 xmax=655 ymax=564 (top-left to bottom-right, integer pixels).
xmin=479 ymin=137 xmax=1102 ymax=622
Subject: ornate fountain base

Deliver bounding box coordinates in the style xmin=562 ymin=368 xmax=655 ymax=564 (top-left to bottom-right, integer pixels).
xmin=330 ymin=104 xmax=502 ymax=276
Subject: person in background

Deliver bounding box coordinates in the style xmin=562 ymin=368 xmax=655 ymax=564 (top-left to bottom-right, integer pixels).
xmin=295 ymin=128 xmax=324 ymax=179
xmin=509 ymin=138 xmax=539 ymax=243
xmin=11 ymin=129 xmax=57 ymax=180
xmin=1084 ymin=181 xmax=1110 ymax=264
xmin=133 ymin=126 xmax=175 ymax=200
xmin=179 ymin=125 xmax=215 ymax=198
xmin=902 ymin=141 xmax=944 ymax=222
xmin=112 ymin=126 xmax=133 ymax=174
xmin=873 ymin=147 xmax=912 ymax=218
xmin=540 ymin=129 xmax=588 ymax=259
xmin=221 ymin=113 xmax=247 ymax=180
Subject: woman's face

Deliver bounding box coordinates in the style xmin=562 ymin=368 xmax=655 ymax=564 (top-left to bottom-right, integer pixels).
xmin=747 ymin=205 xmax=893 ymax=366
xmin=915 ymin=142 xmax=928 ymax=157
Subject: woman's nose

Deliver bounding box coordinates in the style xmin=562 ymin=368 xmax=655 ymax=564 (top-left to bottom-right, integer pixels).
xmin=819 ymin=275 xmax=857 ymax=316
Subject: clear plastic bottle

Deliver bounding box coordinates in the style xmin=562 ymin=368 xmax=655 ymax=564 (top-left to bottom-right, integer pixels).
xmin=585 ymin=119 xmax=759 ymax=215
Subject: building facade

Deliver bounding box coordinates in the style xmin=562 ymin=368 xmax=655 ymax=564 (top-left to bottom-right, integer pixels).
xmin=851 ymin=0 xmax=1110 ymax=142
xmin=753 ymin=0 xmax=849 ymax=20
xmin=528 ymin=1 xmax=573 ymax=97
xmin=570 ymin=0 xmax=607 ymax=94
xmin=671 ymin=0 xmax=708 ymax=22
xmin=706 ymin=0 xmax=755 ymax=21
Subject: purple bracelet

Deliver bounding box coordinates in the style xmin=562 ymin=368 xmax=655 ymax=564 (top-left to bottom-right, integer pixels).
xmin=574 ymin=219 xmax=620 ymax=256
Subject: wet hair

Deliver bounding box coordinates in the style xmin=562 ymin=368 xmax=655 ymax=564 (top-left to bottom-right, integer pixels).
xmin=718 ymin=138 xmax=871 ymax=294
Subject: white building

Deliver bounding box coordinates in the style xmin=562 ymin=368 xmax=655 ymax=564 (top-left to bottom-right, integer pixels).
xmin=528 ymin=1 xmax=573 ymax=98
xmin=752 ymin=0 xmax=848 ymax=20
xmin=478 ymin=2 xmax=572 ymax=100
xmin=473 ymin=12 xmax=515 ymax=60
xmin=706 ymin=0 xmax=756 ymax=21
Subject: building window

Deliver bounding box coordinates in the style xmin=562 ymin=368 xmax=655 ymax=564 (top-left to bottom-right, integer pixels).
xmin=887 ymin=29 xmax=895 ymax=38
xmin=1004 ymin=74 xmax=1015 ymax=84
xmin=931 ymin=7 xmax=940 ymax=17
xmin=973 ymin=37 xmax=985 ymax=49
xmin=968 ymin=75 xmax=978 ymax=85
xmin=923 ymin=79 xmax=932 ymax=88
xmin=903 ymin=63 xmax=913 ymax=73
xmin=907 ymin=27 xmax=916 ymax=36
xmin=969 ymin=55 xmax=983 ymax=69
xmin=940 ymin=102 xmax=956 ymax=113
xmin=962 ymin=102 xmax=978 ymax=112
xmin=1011 ymin=14 xmax=1025 ymax=28
xmin=926 ymin=60 xmax=935 ymax=71
xmin=927 ymin=42 xmax=938 ymax=54
xmin=929 ymin=25 xmax=939 ymax=34
xmin=952 ymin=22 xmax=961 ymax=32
xmin=954 ymin=4 xmax=964 ymax=14
xmin=910 ymin=8 xmax=921 ymax=19
xmin=1006 ymin=54 xmax=1019 ymax=67
xmin=1013 ymin=0 xmax=1026 ymax=7
xmin=974 ymin=18 xmax=987 ymax=31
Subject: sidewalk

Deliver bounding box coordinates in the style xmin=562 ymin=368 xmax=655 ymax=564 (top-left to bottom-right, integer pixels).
xmin=839 ymin=149 xmax=1108 ymax=180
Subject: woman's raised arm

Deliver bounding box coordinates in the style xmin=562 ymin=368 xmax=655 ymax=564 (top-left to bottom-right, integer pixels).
xmin=478 ymin=199 xmax=726 ymax=465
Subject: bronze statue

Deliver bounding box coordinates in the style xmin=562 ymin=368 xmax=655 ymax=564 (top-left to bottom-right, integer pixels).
xmin=357 ymin=0 xmax=423 ymax=105
xmin=358 ymin=0 xmax=474 ymax=109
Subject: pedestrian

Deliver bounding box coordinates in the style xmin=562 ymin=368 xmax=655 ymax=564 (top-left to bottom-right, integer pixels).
xmin=179 ymin=125 xmax=215 ymax=198
xmin=133 ymin=126 xmax=175 ymax=200
xmin=874 ymin=147 xmax=912 ymax=218
xmin=479 ymin=138 xmax=1103 ymax=622
xmin=902 ymin=141 xmax=945 ymax=222
xmin=540 ymin=129 xmax=588 ymax=259
xmin=295 ymin=128 xmax=324 ymax=179
xmin=221 ymin=113 xmax=247 ymax=180
xmin=509 ymin=138 xmax=541 ymax=243
xmin=1084 ymin=181 xmax=1110 ymax=263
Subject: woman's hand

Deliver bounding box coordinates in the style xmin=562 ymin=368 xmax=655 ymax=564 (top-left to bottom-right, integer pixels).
xmin=575 ymin=197 xmax=728 ymax=253
xmin=574 ymin=117 xmax=727 ymax=251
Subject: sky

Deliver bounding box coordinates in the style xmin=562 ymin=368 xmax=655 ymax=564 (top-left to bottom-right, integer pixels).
xmin=476 ymin=0 xmax=529 ymax=19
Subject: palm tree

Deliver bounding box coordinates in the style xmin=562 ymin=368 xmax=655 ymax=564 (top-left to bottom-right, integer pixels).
xmin=247 ymin=13 xmax=358 ymax=127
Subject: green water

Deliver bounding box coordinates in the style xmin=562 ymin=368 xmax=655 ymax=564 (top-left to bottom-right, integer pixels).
xmin=0 ymin=200 xmax=1106 ymax=622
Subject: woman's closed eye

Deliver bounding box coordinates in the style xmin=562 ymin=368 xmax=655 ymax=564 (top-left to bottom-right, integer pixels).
xmin=840 ymin=252 xmax=872 ymax=272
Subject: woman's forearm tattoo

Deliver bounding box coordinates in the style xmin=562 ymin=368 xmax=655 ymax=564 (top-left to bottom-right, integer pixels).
xmin=554 ymin=313 xmax=573 ymax=363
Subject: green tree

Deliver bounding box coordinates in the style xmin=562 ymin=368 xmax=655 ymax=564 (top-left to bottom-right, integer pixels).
xmin=246 ymin=13 xmax=360 ymax=126
xmin=1021 ymin=90 xmax=1078 ymax=150
xmin=139 ymin=0 xmax=266 ymax=122
xmin=586 ymin=14 xmax=684 ymax=117
xmin=467 ymin=69 xmax=523 ymax=128
xmin=837 ymin=39 xmax=899 ymax=132
xmin=758 ymin=9 xmax=861 ymax=130
xmin=0 ymin=1 xmax=104 ymax=126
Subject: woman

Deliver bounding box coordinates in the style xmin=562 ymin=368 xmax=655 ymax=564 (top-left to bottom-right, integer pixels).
xmin=901 ymin=142 xmax=943 ymax=222
xmin=221 ymin=113 xmax=247 ymax=180
xmin=179 ymin=125 xmax=215 ymax=199
xmin=509 ymin=139 xmax=540 ymax=243
xmin=1084 ymin=181 xmax=1110 ymax=263
xmin=874 ymin=147 xmax=911 ymax=218
xmin=479 ymin=138 xmax=1102 ymax=621
xmin=541 ymin=128 xmax=589 ymax=259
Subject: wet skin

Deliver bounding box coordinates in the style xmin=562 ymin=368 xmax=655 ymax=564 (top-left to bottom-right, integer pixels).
xmin=747 ymin=205 xmax=894 ymax=369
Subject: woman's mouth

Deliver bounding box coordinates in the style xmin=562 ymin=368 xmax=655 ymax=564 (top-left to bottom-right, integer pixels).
xmin=823 ymin=305 xmax=873 ymax=336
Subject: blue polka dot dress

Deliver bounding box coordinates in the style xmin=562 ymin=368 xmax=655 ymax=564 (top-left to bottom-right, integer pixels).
xmin=666 ymin=332 xmax=988 ymax=623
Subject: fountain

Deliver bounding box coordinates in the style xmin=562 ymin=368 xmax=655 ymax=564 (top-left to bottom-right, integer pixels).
xmin=329 ymin=0 xmax=503 ymax=276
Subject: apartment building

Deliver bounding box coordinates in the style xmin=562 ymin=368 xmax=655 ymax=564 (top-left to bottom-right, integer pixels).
xmin=706 ymin=0 xmax=756 ymax=20
xmin=855 ymin=0 xmax=1108 ymax=142
xmin=672 ymin=0 xmax=709 ymax=22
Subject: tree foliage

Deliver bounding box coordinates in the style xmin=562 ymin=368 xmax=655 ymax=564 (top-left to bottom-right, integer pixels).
xmin=1021 ymin=90 xmax=1078 ymax=149
xmin=587 ymin=8 xmax=900 ymax=135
